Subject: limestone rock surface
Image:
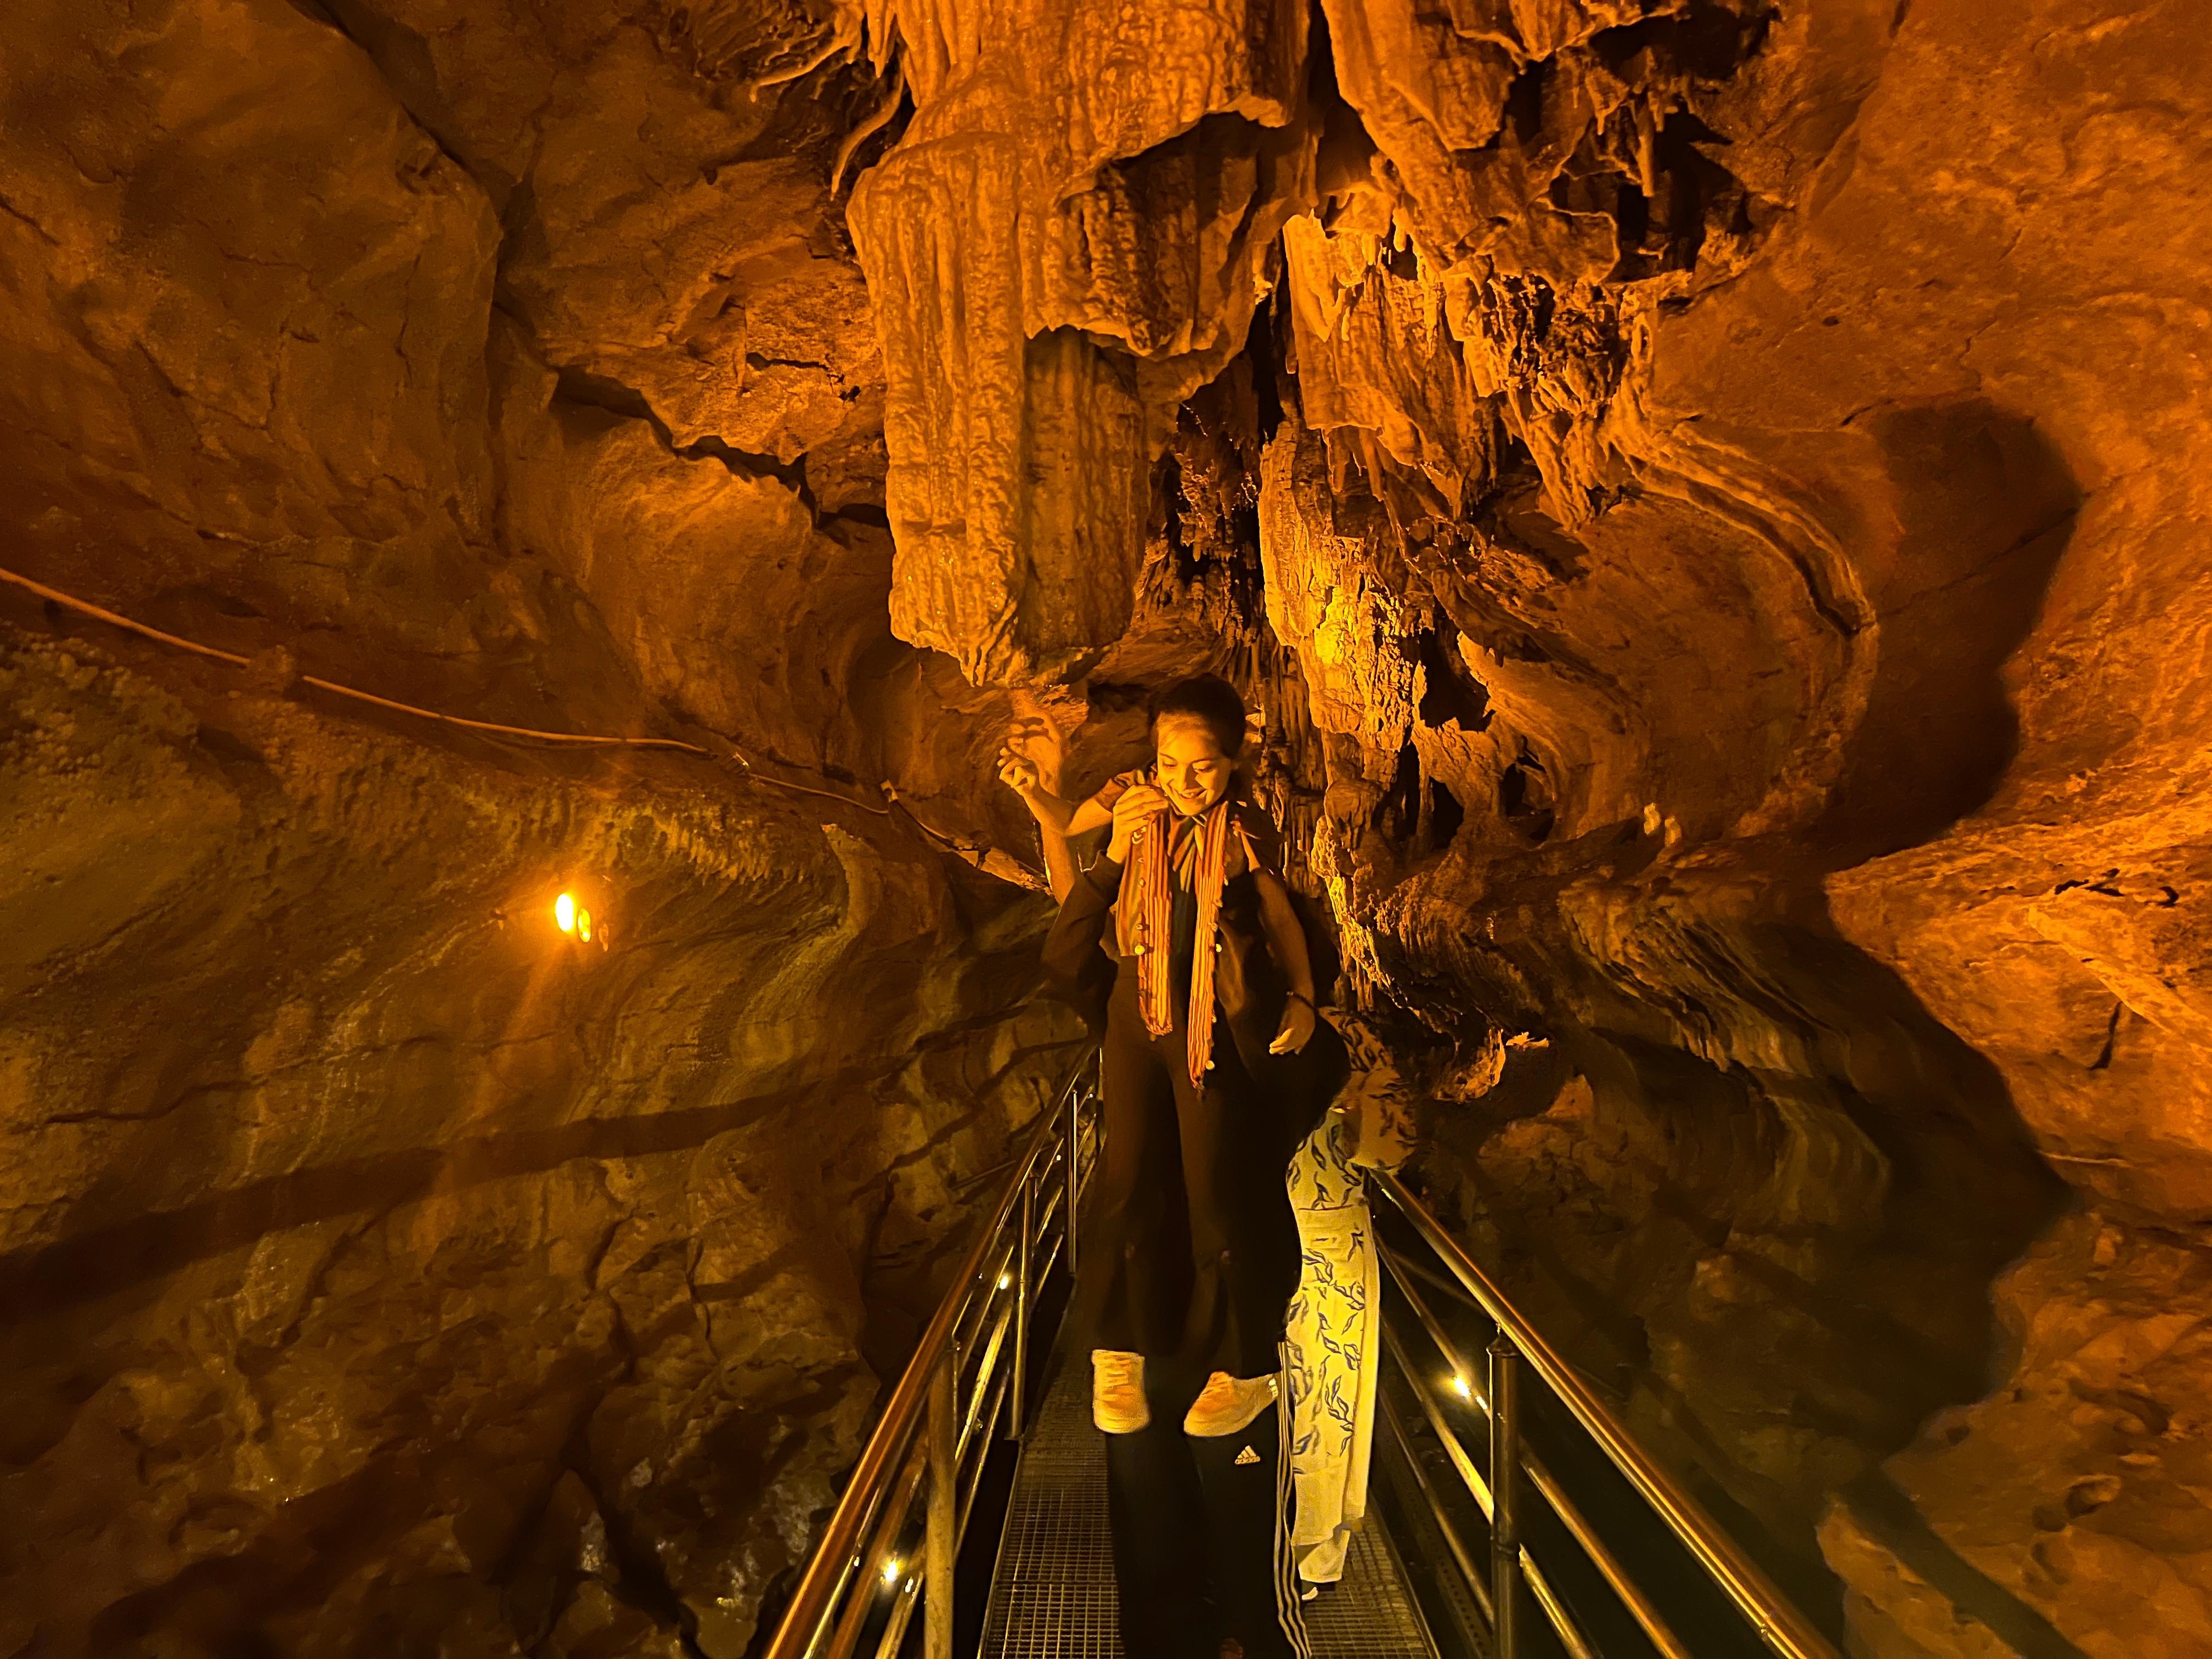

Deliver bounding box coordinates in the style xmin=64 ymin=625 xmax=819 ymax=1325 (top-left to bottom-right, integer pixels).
xmin=848 ymin=0 xmax=1314 ymax=684
xmin=0 ymin=627 xmax=1071 ymax=1658
xmin=831 ymin=0 xmax=2212 ymax=1653
xmin=0 ymin=2 xmax=1073 ymax=1654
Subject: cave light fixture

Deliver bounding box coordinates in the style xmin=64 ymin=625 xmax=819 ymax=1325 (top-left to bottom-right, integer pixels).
xmin=881 ymin=1556 xmax=902 ymax=1589
xmin=1452 ymin=1373 xmax=1473 ymax=1402
xmin=552 ymin=889 xmax=607 ymax=949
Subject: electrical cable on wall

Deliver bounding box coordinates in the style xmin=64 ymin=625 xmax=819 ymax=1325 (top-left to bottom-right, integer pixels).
xmin=0 ymin=561 xmax=955 ymax=832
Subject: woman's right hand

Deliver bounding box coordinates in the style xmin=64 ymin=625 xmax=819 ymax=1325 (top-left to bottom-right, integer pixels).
xmin=996 ymin=743 xmax=1042 ymax=797
xmin=1107 ymin=780 xmax=1167 ymax=863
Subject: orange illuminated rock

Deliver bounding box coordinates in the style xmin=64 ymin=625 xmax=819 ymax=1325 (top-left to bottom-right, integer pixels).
xmin=848 ymin=0 xmax=1313 ymax=685
xmin=5 ymin=0 xmax=2212 ymax=1652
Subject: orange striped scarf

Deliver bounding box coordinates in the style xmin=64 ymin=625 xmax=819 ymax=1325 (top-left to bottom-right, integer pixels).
xmin=1118 ymin=799 xmax=1233 ymax=1086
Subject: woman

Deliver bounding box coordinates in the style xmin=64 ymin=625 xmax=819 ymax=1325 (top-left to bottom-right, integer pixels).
xmin=1007 ymin=676 xmax=1336 ymax=1656
xmin=1002 ymin=676 xmax=1329 ymax=1436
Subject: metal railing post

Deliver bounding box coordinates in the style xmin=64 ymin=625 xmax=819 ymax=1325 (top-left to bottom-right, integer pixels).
xmin=1009 ymin=1172 xmax=1034 ymax=1439
xmin=1489 ymin=1332 xmax=1524 ymax=1659
xmin=926 ymin=1355 xmax=956 ymax=1659
xmin=1377 ymin=1248 xmax=1695 ymax=1659
xmin=1064 ymin=1087 xmax=1082 ymax=1276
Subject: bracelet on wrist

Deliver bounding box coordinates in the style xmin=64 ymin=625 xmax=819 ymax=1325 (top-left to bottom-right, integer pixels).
xmin=1285 ymin=990 xmax=1312 ymax=1009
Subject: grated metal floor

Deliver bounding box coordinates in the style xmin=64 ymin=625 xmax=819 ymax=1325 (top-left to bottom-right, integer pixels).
xmin=1303 ymin=1527 xmax=1436 ymax=1658
xmin=980 ymin=1352 xmax=1438 ymax=1659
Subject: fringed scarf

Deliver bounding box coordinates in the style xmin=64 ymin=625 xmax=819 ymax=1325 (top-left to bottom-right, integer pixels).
xmin=1118 ymin=799 xmax=1233 ymax=1086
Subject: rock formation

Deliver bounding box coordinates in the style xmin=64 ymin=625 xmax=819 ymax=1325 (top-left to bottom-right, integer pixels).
xmin=3 ymin=0 xmax=2208 ymax=1655
xmin=0 ymin=3 xmax=1076 ymax=1654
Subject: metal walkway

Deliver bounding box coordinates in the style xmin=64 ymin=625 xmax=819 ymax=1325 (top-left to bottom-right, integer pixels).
xmin=979 ymin=1347 xmax=1436 ymax=1659
xmin=761 ymin=1057 xmax=1846 ymax=1659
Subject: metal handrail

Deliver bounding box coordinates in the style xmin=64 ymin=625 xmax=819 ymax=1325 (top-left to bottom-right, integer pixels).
xmin=1372 ymin=1169 xmax=1843 ymax=1659
xmin=1380 ymin=1244 xmax=1696 ymax=1659
xmin=762 ymin=1052 xmax=1093 ymax=1659
xmin=1381 ymin=1320 xmax=1598 ymax=1657
xmin=764 ymin=1055 xmax=1833 ymax=1659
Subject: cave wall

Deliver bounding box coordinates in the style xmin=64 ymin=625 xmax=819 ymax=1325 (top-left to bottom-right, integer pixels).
xmin=0 ymin=2 xmax=1081 ymax=1655
xmin=0 ymin=633 xmax=1067 ymax=1657
xmin=5 ymin=0 xmax=2211 ymax=1656
xmin=837 ymin=0 xmax=2212 ymax=1654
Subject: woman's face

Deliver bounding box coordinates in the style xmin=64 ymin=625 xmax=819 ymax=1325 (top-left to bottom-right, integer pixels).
xmin=1153 ymin=718 xmax=1234 ymax=816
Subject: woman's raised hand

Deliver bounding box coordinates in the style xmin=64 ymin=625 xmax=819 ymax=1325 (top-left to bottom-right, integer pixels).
xmin=1106 ymin=780 xmax=1168 ymax=863
xmin=996 ymin=743 xmax=1042 ymax=796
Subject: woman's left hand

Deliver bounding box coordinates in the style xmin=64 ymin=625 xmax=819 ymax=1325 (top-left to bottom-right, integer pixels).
xmin=1269 ymin=995 xmax=1317 ymax=1056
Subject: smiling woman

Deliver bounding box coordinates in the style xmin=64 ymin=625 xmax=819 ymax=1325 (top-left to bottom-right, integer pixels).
xmin=1154 ymin=721 xmax=1235 ymax=814
xmin=1000 ymin=674 xmax=1349 ymax=1658
xmin=1149 ymin=676 xmax=1245 ymax=815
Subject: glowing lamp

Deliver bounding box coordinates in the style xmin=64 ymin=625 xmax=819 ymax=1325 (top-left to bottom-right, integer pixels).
xmin=555 ymin=893 xmax=577 ymax=933
xmin=1452 ymin=1374 xmax=1472 ymax=1401
xmin=997 ymin=1273 xmax=1011 ymax=1291
xmin=881 ymin=1557 xmax=902 ymax=1587
xmin=577 ymin=908 xmax=593 ymax=943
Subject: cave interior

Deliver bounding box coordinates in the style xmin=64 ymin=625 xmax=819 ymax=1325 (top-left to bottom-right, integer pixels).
xmin=1 ymin=0 xmax=2209 ymax=1655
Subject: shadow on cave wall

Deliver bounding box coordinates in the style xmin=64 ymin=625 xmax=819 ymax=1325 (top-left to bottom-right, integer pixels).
xmin=1421 ymin=915 xmax=2068 ymax=1625
xmin=1397 ymin=398 xmax=2081 ymax=1621
xmin=1815 ymin=398 xmax=2080 ymax=861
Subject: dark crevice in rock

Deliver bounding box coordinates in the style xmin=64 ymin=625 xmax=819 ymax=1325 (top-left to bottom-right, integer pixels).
xmin=827 ymin=501 xmax=891 ymax=532
xmin=307 ymin=0 xmax=513 ymax=206
xmin=552 ymin=363 xmax=817 ymax=502
xmin=1836 ymin=1473 xmax=2091 ymax=1659
xmin=554 ymin=1424 xmax=713 ymax=1659
xmin=1414 ymin=626 xmax=1490 ymax=731
xmin=1593 ymin=1 xmax=1779 ymax=81
xmin=2089 ymin=1002 xmax=2123 ymax=1071
xmin=1497 ymin=749 xmax=1556 ymax=845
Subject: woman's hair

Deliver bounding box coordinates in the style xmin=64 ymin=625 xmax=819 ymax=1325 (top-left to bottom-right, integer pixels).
xmin=1152 ymin=674 xmax=1248 ymax=759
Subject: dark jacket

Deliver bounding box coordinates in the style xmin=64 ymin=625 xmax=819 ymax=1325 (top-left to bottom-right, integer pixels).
xmin=1045 ymin=856 xmax=1350 ymax=1138
xmin=1043 ymin=854 xmax=1284 ymax=1050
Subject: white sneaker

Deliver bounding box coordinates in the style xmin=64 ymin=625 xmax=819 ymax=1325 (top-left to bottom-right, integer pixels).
xmin=1183 ymin=1370 xmax=1276 ymax=1437
xmin=1092 ymin=1349 xmax=1149 ymax=1433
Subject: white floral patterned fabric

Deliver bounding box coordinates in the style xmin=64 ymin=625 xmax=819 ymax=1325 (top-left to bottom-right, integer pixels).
xmin=1285 ymin=1011 xmax=1415 ymax=1584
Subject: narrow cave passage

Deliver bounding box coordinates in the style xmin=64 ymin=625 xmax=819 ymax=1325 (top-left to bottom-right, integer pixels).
xmin=3 ymin=2 xmax=2209 ymax=1657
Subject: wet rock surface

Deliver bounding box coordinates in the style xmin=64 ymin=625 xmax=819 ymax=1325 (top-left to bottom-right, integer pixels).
xmin=4 ymin=0 xmax=2211 ymax=1655
xmin=0 ymin=628 xmax=1075 ymax=1658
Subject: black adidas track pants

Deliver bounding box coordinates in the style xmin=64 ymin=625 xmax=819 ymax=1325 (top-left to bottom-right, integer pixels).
xmin=1103 ymin=1352 xmax=1311 ymax=1659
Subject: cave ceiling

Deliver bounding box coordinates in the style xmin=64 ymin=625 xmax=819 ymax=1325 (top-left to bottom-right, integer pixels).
xmin=2 ymin=0 xmax=2210 ymax=1654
